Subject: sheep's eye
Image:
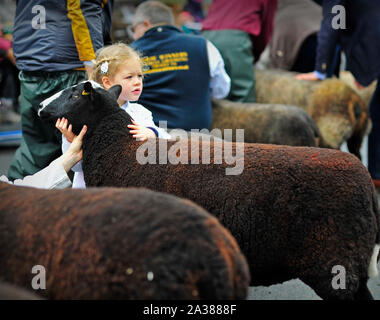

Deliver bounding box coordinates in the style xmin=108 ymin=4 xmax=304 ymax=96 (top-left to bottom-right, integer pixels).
xmin=73 ymin=95 xmax=79 ymax=99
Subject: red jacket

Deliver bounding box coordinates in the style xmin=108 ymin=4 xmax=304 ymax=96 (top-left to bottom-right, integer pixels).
xmin=0 ymin=37 xmax=11 ymax=63
xmin=202 ymin=0 xmax=277 ymax=61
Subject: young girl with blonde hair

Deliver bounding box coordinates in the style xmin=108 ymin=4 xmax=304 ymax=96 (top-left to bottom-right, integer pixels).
xmin=56 ymin=43 xmax=170 ymax=188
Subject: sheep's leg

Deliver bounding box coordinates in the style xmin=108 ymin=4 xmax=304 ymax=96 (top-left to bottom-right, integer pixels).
xmin=353 ymin=279 xmax=374 ymax=300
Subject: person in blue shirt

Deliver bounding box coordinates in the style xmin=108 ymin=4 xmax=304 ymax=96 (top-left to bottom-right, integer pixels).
xmin=296 ymin=0 xmax=380 ymax=187
xmin=130 ymin=0 xmax=231 ymax=131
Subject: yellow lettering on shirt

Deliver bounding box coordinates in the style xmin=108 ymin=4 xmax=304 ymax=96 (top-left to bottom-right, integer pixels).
xmin=142 ymin=51 xmax=189 ymax=74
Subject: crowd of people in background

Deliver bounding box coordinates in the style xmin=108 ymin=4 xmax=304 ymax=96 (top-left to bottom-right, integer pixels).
xmin=0 ymin=0 xmax=379 ymax=189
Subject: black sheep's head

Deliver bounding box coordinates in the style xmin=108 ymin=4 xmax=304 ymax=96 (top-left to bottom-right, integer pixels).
xmin=38 ymin=81 xmax=122 ymax=135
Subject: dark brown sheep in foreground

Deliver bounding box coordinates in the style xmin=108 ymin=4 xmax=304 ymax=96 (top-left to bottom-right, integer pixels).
xmin=38 ymin=81 xmax=380 ymax=300
xmin=0 ymin=183 xmax=249 ymax=300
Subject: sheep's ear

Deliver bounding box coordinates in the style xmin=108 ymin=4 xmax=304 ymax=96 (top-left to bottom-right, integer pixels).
xmin=82 ymin=81 xmax=93 ymax=96
xmin=108 ymin=84 xmax=122 ymax=101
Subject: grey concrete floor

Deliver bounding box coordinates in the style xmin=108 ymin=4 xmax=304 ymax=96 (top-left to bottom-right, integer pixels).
xmin=1 ymin=140 xmax=380 ymax=300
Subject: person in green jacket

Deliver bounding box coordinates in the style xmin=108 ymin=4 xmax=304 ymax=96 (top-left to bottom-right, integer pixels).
xmin=7 ymin=0 xmax=112 ymax=180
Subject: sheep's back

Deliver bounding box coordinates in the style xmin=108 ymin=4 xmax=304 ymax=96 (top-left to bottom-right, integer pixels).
xmin=0 ymin=184 xmax=250 ymax=299
xmin=82 ymin=137 xmax=378 ymax=285
xmin=211 ymin=99 xmax=323 ymax=147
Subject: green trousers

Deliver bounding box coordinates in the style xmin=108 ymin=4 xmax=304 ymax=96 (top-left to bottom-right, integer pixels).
xmin=202 ymin=29 xmax=256 ymax=103
xmin=7 ymin=70 xmax=86 ymax=180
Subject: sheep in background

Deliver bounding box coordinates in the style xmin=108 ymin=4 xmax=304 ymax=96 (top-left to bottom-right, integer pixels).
xmin=211 ymin=99 xmax=326 ymax=147
xmin=339 ymin=71 xmax=377 ymax=110
xmin=0 ymin=183 xmax=250 ymax=300
xmin=39 ymin=81 xmax=380 ymax=300
xmin=255 ymin=69 xmax=370 ymax=159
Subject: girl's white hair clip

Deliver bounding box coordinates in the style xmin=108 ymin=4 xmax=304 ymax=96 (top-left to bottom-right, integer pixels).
xmin=101 ymin=61 xmax=109 ymax=74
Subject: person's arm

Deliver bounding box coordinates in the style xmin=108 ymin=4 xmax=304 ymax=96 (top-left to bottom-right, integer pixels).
xmin=153 ymin=124 xmax=172 ymax=140
xmin=127 ymin=106 xmax=171 ymax=140
xmin=2 ymin=126 xmax=87 ymax=189
xmin=128 ymin=119 xmax=172 ymax=140
xmin=61 ymin=134 xmax=83 ymax=172
xmin=1 ymin=157 xmax=70 ymax=189
xmin=128 ymin=119 xmax=157 ymax=141
xmin=206 ymin=40 xmax=231 ymax=99
xmin=296 ymin=0 xmax=344 ymax=80
xmin=142 ymin=111 xmax=172 ymax=140
xmin=67 ymin=0 xmax=103 ymax=76
xmin=315 ymin=0 xmax=344 ymax=75
xmin=251 ymin=0 xmax=277 ymax=62
xmin=57 ymin=118 xmax=83 ymax=172
xmin=102 ymin=0 xmax=114 ymax=45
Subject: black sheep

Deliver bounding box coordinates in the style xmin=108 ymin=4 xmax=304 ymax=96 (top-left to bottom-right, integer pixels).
xmin=0 ymin=183 xmax=249 ymax=299
xmin=39 ymin=81 xmax=380 ymax=300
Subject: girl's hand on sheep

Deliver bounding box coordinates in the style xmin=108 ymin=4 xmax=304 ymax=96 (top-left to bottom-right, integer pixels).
xmin=56 ymin=117 xmax=76 ymax=143
xmin=61 ymin=125 xmax=87 ymax=173
xmin=128 ymin=120 xmax=157 ymax=141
